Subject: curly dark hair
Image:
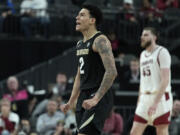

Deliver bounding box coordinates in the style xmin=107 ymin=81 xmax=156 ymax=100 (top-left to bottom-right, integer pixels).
xmin=82 ymin=4 xmax=103 ymax=27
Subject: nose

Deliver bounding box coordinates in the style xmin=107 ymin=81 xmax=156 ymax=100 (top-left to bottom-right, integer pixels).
xmin=76 ymin=15 xmax=79 ymax=20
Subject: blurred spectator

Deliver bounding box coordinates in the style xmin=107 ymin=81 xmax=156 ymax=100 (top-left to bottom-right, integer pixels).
xmin=102 ymin=107 xmax=123 ymax=135
xmin=139 ymin=0 xmax=162 ymax=34
xmin=169 ymin=99 xmax=180 ymax=135
xmin=140 ymin=0 xmax=162 ymax=22
xmin=30 ymin=74 xmax=67 ymax=131
xmin=31 ymin=73 xmax=68 ymax=130
xmin=52 ymin=73 xmax=68 ymax=96
xmin=32 ymin=95 xmax=64 ymax=118
xmin=172 ymin=100 xmax=180 ymax=116
xmin=64 ymin=107 xmax=76 ymax=135
xmin=120 ymin=57 xmax=140 ymax=90
xmin=116 ymin=52 xmax=125 ymax=65
xmin=30 ymin=95 xmax=64 ymax=132
xmin=53 ymin=120 xmax=72 ymax=135
xmin=0 ymin=2 xmax=14 ymax=33
xmin=169 ymin=87 xmax=180 ymax=135
xmin=121 ymin=0 xmax=137 ymax=23
xmin=6 ymin=0 xmax=15 ymax=13
xmin=17 ymin=119 xmax=37 ymax=135
xmin=0 ymin=98 xmax=19 ymax=135
xmin=20 ymin=0 xmax=50 ymax=38
xmin=3 ymin=76 xmax=29 ymax=119
xmin=53 ymin=121 xmax=65 ymax=135
xmin=157 ymin=0 xmax=179 ymax=10
xmin=107 ymin=30 xmax=120 ymax=57
xmin=0 ymin=0 xmax=15 ymax=13
xmin=36 ymin=98 xmax=65 ymax=135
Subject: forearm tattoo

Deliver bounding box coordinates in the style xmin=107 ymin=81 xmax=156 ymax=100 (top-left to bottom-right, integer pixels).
xmin=95 ymin=37 xmax=117 ymax=100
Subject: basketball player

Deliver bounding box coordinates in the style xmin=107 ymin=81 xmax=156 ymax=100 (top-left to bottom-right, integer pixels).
xmin=130 ymin=27 xmax=173 ymax=135
xmin=60 ymin=4 xmax=117 ymax=135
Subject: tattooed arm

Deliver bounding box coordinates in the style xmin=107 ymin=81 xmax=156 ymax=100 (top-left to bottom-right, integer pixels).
xmin=82 ymin=35 xmax=117 ymax=110
xmin=93 ymin=35 xmax=117 ymax=101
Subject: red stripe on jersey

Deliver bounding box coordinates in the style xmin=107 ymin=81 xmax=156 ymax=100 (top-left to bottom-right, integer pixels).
xmin=157 ymin=47 xmax=163 ymax=67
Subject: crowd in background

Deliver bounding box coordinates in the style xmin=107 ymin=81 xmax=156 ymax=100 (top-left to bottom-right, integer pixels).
xmin=0 ymin=73 xmax=124 ymax=135
xmin=0 ymin=0 xmax=180 ymax=135
xmin=0 ymin=0 xmax=180 ymax=39
xmin=0 ymin=60 xmax=179 ymax=135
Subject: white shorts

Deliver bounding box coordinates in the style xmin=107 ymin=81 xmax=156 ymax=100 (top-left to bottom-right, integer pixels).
xmin=134 ymin=92 xmax=173 ymax=126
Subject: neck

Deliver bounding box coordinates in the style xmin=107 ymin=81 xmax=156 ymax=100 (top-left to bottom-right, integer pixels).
xmin=11 ymin=91 xmax=17 ymax=96
xmin=2 ymin=112 xmax=9 ymax=118
xmin=82 ymin=26 xmax=98 ymax=42
xmin=146 ymin=42 xmax=157 ymax=52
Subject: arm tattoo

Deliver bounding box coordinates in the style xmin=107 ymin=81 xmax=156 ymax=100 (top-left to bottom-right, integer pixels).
xmin=95 ymin=36 xmax=117 ymax=100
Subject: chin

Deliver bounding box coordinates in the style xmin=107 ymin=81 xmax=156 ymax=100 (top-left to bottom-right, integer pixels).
xmin=76 ymin=25 xmax=82 ymax=31
xmin=140 ymin=43 xmax=145 ymax=48
xmin=76 ymin=29 xmax=80 ymax=32
xmin=75 ymin=27 xmax=80 ymax=32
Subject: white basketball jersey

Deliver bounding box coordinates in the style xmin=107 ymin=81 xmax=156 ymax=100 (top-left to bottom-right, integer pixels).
xmin=140 ymin=45 xmax=171 ymax=93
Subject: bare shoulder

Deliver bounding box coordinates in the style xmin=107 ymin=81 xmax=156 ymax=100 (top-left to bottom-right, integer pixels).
xmin=93 ymin=35 xmax=112 ymax=53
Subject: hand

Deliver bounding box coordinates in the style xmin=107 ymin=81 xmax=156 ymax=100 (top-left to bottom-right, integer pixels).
xmin=82 ymin=97 xmax=99 ymax=110
xmin=60 ymin=102 xmax=71 ymax=114
xmin=56 ymin=124 xmax=64 ymax=134
xmin=148 ymin=103 xmax=158 ymax=116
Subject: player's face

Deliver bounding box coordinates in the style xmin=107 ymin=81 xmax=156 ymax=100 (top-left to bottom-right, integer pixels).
xmin=141 ymin=30 xmax=154 ymax=49
xmin=76 ymin=8 xmax=94 ymax=32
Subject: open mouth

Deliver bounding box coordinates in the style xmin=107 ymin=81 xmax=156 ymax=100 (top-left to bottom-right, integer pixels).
xmin=76 ymin=22 xmax=81 ymax=26
xmin=141 ymin=39 xmax=145 ymax=43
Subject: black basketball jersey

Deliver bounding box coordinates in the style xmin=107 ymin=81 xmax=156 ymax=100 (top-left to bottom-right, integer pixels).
xmin=76 ymin=32 xmax=105 ymax=91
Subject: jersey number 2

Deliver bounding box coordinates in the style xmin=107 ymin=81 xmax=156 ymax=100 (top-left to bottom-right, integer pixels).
xmin=79 ymin=57 xmax=84 ymax=74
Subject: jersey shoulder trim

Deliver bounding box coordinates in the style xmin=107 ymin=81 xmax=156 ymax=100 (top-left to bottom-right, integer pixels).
xmin=157 ymin=46 xmax=165 ymax=67
xmin=76 ymin=40 xmax=83 ymax=48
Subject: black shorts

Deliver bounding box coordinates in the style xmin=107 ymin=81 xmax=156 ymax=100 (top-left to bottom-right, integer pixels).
xmin=75 ymin=88 xmax=113 ymax=135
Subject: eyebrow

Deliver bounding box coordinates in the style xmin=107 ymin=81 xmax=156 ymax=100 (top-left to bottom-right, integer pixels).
xmin=80 ymin=12 xmax=85 ymax=15
xmin=143 ymin=33 xmax=148 ymax=36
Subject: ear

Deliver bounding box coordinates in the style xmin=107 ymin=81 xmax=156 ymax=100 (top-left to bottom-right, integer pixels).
xmin=90 ymin=18 xmax=96 ymax=25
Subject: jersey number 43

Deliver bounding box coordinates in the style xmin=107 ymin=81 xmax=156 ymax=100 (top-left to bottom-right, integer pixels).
xmin=143 ymin=66 xmax=151 ymax=76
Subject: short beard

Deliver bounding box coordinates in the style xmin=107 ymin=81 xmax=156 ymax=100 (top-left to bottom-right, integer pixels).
xmin=142 ymin=40 xmax=151 ymax=49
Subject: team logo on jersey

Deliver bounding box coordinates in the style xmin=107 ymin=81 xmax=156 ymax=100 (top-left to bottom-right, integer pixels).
xmin=77 ymin=44 xmax=80 ymax=48
xmin=77 ymin=42 xmax=81 ymax=48
xmin=76 ymin=49 xmax=89 ymax=56
xmin=141 ymin=59 xmax=153 ymax=66
xmin=87 ymin=42 xmax=90 ymax=47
